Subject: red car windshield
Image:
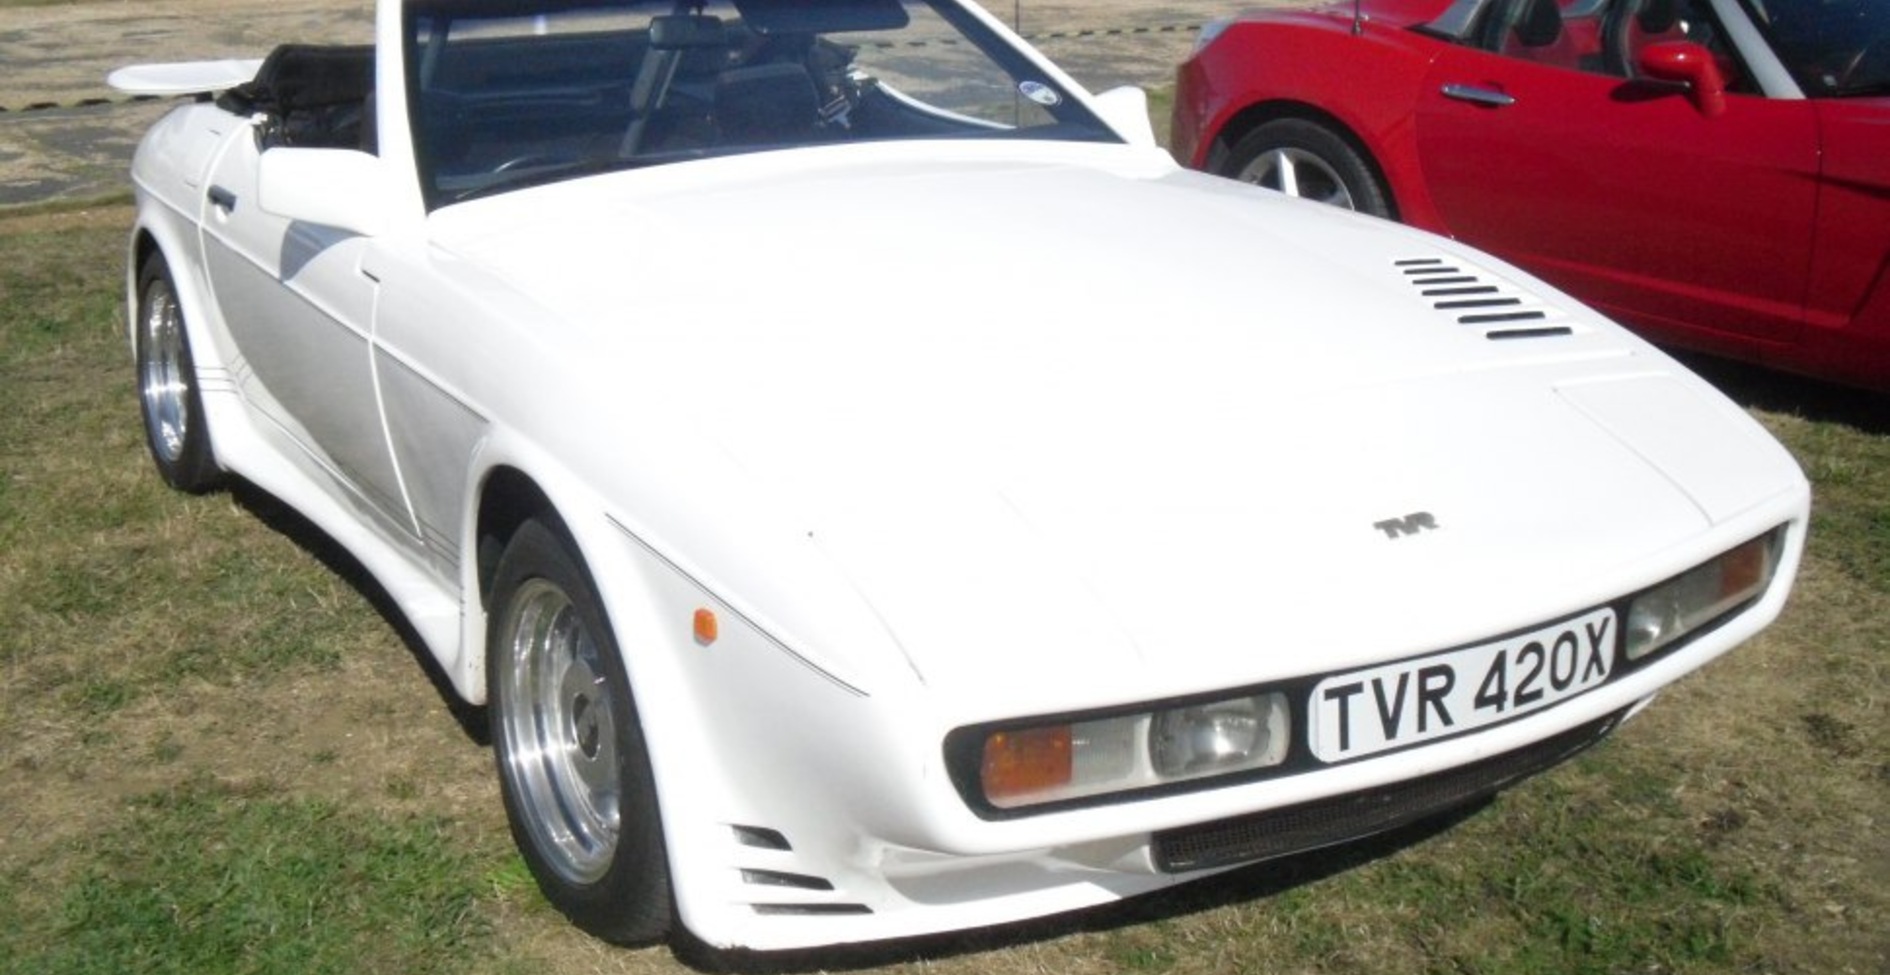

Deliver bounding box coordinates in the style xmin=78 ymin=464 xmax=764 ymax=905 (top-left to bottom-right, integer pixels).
xmin=1740 ymin=0 xmax=1890 ymax=96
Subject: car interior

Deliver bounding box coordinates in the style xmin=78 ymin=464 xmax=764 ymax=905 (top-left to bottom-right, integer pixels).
xmin=1477 ymin=0 xmax=1743 ymax=87
xmin=415 ymin=15 xmax=1018 ymax=166
xmin=219 ymin=43 xmax=377 ymax=153
xmin=202 ymin=0 xmax=1117 ymax=209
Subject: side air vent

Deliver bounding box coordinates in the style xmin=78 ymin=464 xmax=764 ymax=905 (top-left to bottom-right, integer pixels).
xmin=732 ymin=825 xmax=792 ymax=850
xmin=1393 ymin=257 xmax=1575 ymax=340
xmin=741 ymin=869 xmax=835 ymax=891
xmin=726 ymin=824 xmax=874 ymax=918
xmin=753 ymin=903 xmax=874 ymax=916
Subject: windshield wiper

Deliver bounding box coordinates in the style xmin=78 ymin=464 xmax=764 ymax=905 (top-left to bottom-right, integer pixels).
xmin=445 ymin=156 xmax=662 ymax=205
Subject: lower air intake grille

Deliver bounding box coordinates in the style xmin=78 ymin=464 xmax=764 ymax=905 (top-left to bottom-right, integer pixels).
xmin=1153 ymin=710 xmax=1625 ymax=873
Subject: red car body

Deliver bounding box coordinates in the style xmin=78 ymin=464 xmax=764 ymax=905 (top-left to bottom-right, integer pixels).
xmin=1173 ymin=0 xmax=1890 ymax=390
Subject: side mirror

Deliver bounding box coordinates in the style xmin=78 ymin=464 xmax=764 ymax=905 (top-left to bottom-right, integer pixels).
xmin=258 ymin=147 xmax=394 ymax=236
xmin=1638 ymin=41 xmax=1728 ymax=117
xmin=1093 ymin=85 xmax=1158 ymax=149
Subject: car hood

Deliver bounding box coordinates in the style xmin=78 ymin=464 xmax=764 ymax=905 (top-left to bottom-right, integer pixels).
xmin=429 ymin=143 xmax=1803 ymax=714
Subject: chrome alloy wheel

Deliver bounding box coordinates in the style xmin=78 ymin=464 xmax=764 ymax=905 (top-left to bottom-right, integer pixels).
xmin=139 ymin=280 xmax=192 ymax=465
xmin=1236 ymin=146 xmax=1359 ymax=210
xmin=497 ymin=578 xmax=622 ymax=885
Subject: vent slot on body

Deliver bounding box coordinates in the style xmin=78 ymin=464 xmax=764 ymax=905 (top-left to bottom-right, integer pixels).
xmin=1394 ymin=257 xmax=1574 ymax=339
xmin=726 ymin=823 xmax=874 ymax=918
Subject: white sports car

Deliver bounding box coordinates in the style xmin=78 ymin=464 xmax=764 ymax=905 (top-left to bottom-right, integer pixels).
xmin=113 ymin=0 xmax=1809 ymax=953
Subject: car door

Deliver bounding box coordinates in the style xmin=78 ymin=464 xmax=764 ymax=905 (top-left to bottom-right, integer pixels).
xmin=1411 ymin=0 xmax=1820 ymax=348
xmin=357 ymin=253 xmax=492 ymax=586
xmin=197 ymin=125 xmax=413 ymax=537
xmin=1808 ymin=100 xmax=1890 ymax=325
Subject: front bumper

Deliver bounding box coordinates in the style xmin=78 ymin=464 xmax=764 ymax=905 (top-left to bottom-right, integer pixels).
xmin=646 ymin=516 xmax=1804 ymax=951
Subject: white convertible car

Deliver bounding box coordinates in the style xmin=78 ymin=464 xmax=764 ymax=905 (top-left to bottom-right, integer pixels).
xmin=114 ymin=0 xmax=1809 ymax=952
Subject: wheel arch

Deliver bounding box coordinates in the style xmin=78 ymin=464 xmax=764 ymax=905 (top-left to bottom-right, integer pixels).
xmin=126 ymin=228 xmax=161 ymax=348
xmin=127 ymin=219 xmax=242 ymax=491
xmin=127 ymin=217 xmax=232 ymax=373
xmin=462 ymin=459 xmax=676 ymax=703
xmin=130 ymin=227 xmax=161 ymax=282
xmin=474 ymin=464 xmax=559 ymax=611
xmin=464 ymin=455 xmax=731 ymax=944
xmin=127 ymin=224 xmax=189 ymax=347
xmin=1207 ymin=100 xmax=1403 ymax=222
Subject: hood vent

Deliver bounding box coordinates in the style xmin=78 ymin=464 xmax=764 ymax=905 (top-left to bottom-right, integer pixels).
xmin=1394 ymin=256 xmax=1576 ymax=340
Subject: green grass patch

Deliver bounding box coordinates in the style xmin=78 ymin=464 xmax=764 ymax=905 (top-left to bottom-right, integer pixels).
xmin=6 ymin=779 xmax=492 ymax=975
xmin=0 ymin=211 xmax=376 ymax=712
xmin=1146 ymin=84 xmax=1175 ymax=151
xmin=1770 ymin=411 xmax=1890 ymax=591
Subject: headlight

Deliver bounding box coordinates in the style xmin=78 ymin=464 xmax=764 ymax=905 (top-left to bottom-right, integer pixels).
xmin=974 ymin=691 xmax=1291 ymax=811
xmin=1625 ymin=529 xmax=1784 ymax=662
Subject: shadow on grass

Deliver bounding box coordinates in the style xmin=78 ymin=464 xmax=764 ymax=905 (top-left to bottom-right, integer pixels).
xmin=1671 ymin=351 xmax=1890 ymax=435
xmin=673 ymin=800 xmax=1492 ymax=974
xmin=226 ymin=478 xmax=491 ymax=747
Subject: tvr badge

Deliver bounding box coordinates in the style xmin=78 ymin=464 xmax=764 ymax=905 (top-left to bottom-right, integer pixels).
xmin=1374 ymin=511 xmax=1439 ymax=540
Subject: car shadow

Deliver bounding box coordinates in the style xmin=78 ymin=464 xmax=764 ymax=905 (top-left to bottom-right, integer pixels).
xmin=227 ymin=478 xmax=491 ymax=747
xmin=670 ymin=800 xmax=1492 ymax=974
xmin=1671 ymin=351 xmax=1890 ymax=435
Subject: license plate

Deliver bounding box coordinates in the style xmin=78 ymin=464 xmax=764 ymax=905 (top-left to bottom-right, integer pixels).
xmin=1308 ymin=607 xmax=1617 ymax=764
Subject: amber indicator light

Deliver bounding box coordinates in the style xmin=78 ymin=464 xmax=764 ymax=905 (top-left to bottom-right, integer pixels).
xmin=981 ymin=725 xmax=1073 ymax=805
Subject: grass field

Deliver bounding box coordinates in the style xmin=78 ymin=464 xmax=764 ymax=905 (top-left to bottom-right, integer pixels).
xmin=0 ymin=202 xmax=1884 ymax=975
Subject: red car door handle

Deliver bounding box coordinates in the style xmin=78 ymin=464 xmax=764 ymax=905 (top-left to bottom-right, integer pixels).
xmin=1441 ymin=84 xmax=1517 ymax=107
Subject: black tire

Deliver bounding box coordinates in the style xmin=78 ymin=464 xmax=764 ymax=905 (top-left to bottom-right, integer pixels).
xmin=135 ymin=254 xmax=222 ymax=493
xmin=488 ymin=518 xmax=673 ymax=944
xmin=1221 ymin=118 xmax=1393 ymax=219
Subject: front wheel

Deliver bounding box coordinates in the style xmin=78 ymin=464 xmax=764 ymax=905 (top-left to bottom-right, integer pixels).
xmin=1221 ymin=119 xmax=1393 ymax=219
xmin=136 ymin=254 xmax=221 ymax=493
xmin=489 ymin=518 xmax=673 ymax=944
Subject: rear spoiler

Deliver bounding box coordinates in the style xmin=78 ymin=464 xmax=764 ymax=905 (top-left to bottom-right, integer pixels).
xmin=107 ymin=59 xmax=266 ymax=96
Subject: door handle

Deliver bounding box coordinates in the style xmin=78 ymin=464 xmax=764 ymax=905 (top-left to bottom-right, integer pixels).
xmin=1441 ymin=84 xmax=1517 ymax=107
xmin=207 ymin=185 xmax=237 ymax=212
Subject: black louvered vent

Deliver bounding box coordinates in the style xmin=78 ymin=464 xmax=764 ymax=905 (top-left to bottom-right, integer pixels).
xmin=727 ymin=824 xmax=873 ymax=917
xmin=1393 ymin=257 xmax=1575 ymax=340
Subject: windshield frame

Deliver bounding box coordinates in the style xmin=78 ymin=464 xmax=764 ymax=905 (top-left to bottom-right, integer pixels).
xmin=402 ymin=0 xmax=1120 ymax=209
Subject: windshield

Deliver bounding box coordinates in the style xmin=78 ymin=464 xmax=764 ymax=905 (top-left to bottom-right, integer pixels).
xmin=404 ymin=0 xmax=1117 ymax=206
xmin=1738 ymin=0 xmax=1890 ymax=96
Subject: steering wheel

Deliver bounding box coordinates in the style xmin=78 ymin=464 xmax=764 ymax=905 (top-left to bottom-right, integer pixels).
xmin=491 ymin=153 xmax=574 ymax=175
xmin=1837 ymin=34 xmax=1889 ymax=92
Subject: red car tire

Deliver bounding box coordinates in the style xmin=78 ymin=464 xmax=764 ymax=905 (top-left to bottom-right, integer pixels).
xmin=1220 ymin=119 xmax=1394 ymax=219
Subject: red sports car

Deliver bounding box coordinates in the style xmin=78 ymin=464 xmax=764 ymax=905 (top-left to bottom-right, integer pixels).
xmin=1173 ymin=0 xmax=1890 ymax=390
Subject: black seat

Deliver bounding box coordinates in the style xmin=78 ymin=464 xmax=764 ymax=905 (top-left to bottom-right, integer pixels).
xmin=1636 ymin=0 xmax=1680 ymax=33
xmin=622 ymin=14 xmax=727 ymax=155
xmin=714 ymin=61 xmax=821 ymax=146
xmin=223 ymin=44 xmax=376 ymax=152
xmin=1510 ymin=0 xmax=1565 ymax=49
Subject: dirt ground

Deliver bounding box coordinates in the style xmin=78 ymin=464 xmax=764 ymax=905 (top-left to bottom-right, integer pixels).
xmin=0 ymin=0 xmax=1259 ymax=206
